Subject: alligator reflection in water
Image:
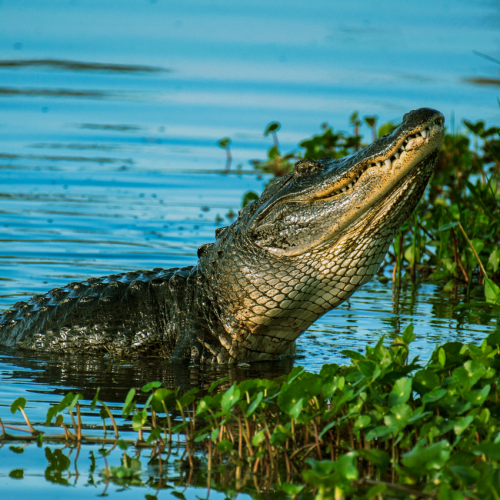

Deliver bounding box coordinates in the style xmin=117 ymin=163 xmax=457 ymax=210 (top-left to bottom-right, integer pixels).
xmin=0 ymin=346 xmax=293 ymax=402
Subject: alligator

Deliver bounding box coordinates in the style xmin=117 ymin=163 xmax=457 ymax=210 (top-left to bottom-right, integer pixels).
xmin=0 ymin=108 xmax=445 ymax=364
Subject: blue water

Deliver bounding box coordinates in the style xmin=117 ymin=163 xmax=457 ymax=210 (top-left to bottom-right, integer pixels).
xmin=0 ymin=0 xmax=499 ymax=497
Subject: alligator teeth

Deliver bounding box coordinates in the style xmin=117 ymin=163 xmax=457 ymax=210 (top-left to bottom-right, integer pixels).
xmin=376 ymin=162 xmax=381 ymax=167
xmin=421 ymin=129 xmax=427 ymax=138
xmin=394 ymin=152 xmax=400 ymax=159
xmin=384 ymin=159 xmax=392 ymax=168
xmin=400 ymin=146 xmax=405 ymax=152
xmin=341 ymin=187 xmax=347 ymax=192
xmin=348 ymin=183 xmax=353 ymax=189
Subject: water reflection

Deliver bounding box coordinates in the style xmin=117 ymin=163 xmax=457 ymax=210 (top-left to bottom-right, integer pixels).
xmin=0 ymin=346 xmax=294 ymax=402
xmin=0 ymin=59 xmax=168 ymax=73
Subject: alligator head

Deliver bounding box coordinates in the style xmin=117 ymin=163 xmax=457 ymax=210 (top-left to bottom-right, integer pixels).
xmin=199 ymin=108 xmax=444 ymax=363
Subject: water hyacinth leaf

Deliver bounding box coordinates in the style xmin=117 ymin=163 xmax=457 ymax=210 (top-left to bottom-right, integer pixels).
xmin=422 ymin=388 xmax=448 ymax=404
xmin=282 ymin=483 xmax=305 ymax=497
xmin=465 ymin=384 xmax=490 ymax=406
xmin=357 ymin=360 xmax=381 ymax=381
xmin=122 ymin=388 xmax=136 ymax=417
xmin=337 ymin=452 xmax=359 ymax=481
xmin=472 ymin=443 xmax=500 ymax=460
xmin=353 ymin=415 xmax=371 ymax=432
xmin=216 ymin=440 xmax=233 ymax=453
xmin=171 ymin=491 xmax=187 ymax=500
xmin=341 ymin=349 xmax=365 ymax=361
xmin=453 ymin=360 xmax=487 ymax=389
xmin=402 ymin=323 xmax=415 ymax=345
xmin=413 ymin=369 xmax=440 ymax=394
xmin=217 ymin=137 xmax=230 ymax=149
xmin=454 ymin=416 xmax=474 ymax=435
xmin=438 ymin=348 xmax=446 ymax=368
xmin=385 ymin=404 xmax=412 ymax=428
xmin=221 ymin=383 xmax=240 ymax=413
xmin=287 ymin=365 xmax=306 ymax=384
xmin=132 ymin=409 xmax=147 ymax=431
xmin=245 ymin=391 xmax=263 ymax=417
xmin=210 ymin=428 xmax=219 ymax=442
xmin=241 ymin=191 xmax=259 ymax=209
xmin=141 ymin=381 xmax=161 ymax=392
xmin=388 ymin=377 xmax=412 ymax=406
xmin=264 ymin=121 xmax=280 ymax=135
xmin=319 ymin=363 xmax=339 ymax=380
xmin=68 ymin=394 xmax=82 ymax=412
xmin=90 ymin=387 xmax=100 ymax=411
xmin=365 ymin=425 xmax=398 ymax=441
xmin=438 ymin=222 xmax=459 ymax=232
xmin=402 ymin=440 xmax=451 ymax=471
xmin=358 ymin=449 xmax=390 ymax=474
xmin=305 ymin=458 xmax=336 ymax=476
xmin=152 ymin=388 xmax=177 ymax=412
xmin=485 ymin=278 xmax=500 ymax=306
xmin=116 ymin=439 xmax=129 ymax=450
xmin=487 ymin=247 xmax=500 ymax=273
xmin=322 ymin=376 xmax=345 ymax=399
xmin=294 ymin=372 xmax=322 ymax=398
xmin=208 ymin=377 xmax=228 ymax=393
xmin=252 ymin=429 xmax=266 ymax=447
xmin=9 ymin=469 xmax=24 ymax=479
xmin=177 ymin=388 xmax=199 ymax=409
xmin=10 ymin=397 xmax=26 ymax=414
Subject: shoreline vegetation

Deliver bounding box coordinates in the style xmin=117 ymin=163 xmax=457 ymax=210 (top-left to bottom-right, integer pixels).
xmin=2 ymin=327 xmax=500 ymax=498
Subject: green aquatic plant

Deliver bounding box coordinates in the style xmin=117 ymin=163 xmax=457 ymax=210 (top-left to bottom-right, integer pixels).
xmin=3 ymin=326 xmax=500 ymax=498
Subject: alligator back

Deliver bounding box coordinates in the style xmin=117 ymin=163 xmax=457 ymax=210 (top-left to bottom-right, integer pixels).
xmin=0 ymin=268 xmax=191 ymax=357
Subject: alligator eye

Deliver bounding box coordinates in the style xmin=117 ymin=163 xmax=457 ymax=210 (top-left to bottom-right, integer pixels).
xmin=294 ymin=160 xmax=318 ymax=177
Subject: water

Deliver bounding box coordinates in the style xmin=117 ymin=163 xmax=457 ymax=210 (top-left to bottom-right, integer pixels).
xmin=0 ymin=0 xmax=499 ymax=497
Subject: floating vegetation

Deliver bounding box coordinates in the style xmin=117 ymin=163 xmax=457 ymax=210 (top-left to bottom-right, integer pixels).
xmin=3 ymin=326 xmax=500 ymax=498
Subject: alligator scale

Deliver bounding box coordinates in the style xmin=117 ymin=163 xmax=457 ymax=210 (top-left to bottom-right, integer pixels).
xmin=0 ymin=108 xmax=445 ymax=363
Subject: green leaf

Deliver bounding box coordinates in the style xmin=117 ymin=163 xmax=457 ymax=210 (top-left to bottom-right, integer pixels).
xmin=358 ymin=449 xmax=390 ymax=474
xmin=264 ymin=121 xmax=281 ymax=136
xmin=414 ymin=369 xmax=440 ymax=394
xmin=221 ymin=383 xmax=240 ymax=413
xmin=438 ymin=222 xmax=459 ymax=232
xmin=438 ymin=348 xmax=446 ymax=368
xmin=472 ymin=443 xmax=500 ymax=460
xmin=402 ymin=441 xmax=451 ymax=471
xmin=245 ymin=391 xmax=263 ymax=417
xmin=210 ymin=428 xmax=219 ymax=442
xmin=217 ymin=137 xmax=231 ymax=149
xmin=454 ymin=416 xmax=474 ymax=435
xmin=10 ymin=397 xmax=26 ymax=414
xmin=384 ymin=404 xmax=412 ymax=428
xmin=216 ymin=439 xmax=233 ymax=453
xmin=337 ymin=452 xmax=359 ymax=482
xmin=90 ymin=387 xmax=100 ymax=411
xmin=422 ymin=388 xmax=448 ymax=404
xmin=122 ymin=388 xmax=136 ymax=417
xmin=241 ymin=191 xmax=259 ymax=208
xmin=209 ymin=377 xmax=229 ymax=393
xmin=9 ymin=469 xmax=24 ymax=479
xmin=465 ymin=384 xmax=490 ymax=406
xmin=454 ymin=360 xmax=487 ymax=389
xmin=402 ymin=323 xmax=415 ymax=345
xmin=132 ymin=409 xmax=147 ymax=431
xmin=357 ymin=360 xmax=381 ymax=381
xmin=388 ymin=377 xmax=412 ymax=406
xmin=252 ymin=429 xmax=266 ymax=447
xmin=353 ymin=415 xmax=371 ymax=432
xmin=485 ymin=278 xmax=500 ymax=306
xmin=282 ymin=483 xmax=305 ymax=497
xmin=141 ymin=381 xmax=161 ymax=392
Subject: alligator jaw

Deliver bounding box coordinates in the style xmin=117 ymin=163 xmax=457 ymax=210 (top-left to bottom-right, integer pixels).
xmin=250 ymin=108 xmax=445 ymax=257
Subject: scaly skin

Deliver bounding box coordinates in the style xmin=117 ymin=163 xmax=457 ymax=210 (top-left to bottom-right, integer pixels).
xmin=0 ymin=108 xmax=445 ymax=363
